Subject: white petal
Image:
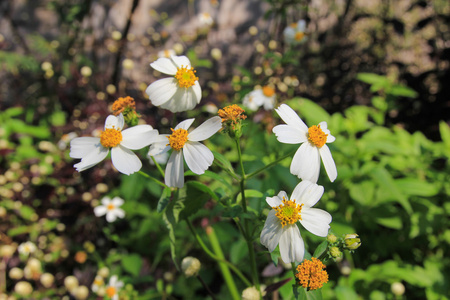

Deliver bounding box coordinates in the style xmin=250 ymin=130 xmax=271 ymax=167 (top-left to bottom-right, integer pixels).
xmin=106 ymin=212 xmax=117 ymax=222
xmin=146 ymin=78 xmax=178 ymax=106
xmin=300 ymin=207 xmax=332 ymax=237
xmin=260 ymin=210 xmax=283 ymax=252
xmin=175 ymin=118 xmax=195 ymax=130
xmin=318 ymin=121 xmax=328 ymax=131
xmin=110 ymin=146 xmax=142 ymax=175
xmin=266 ymin=193 xmax=283 ymax=207
xmin=121 ymin=125 xmax=158 ymax=150
xmin=114 ymin=208 xmax=125 ymax=219
xmin=292 ymin=180 xmax=324 ymax=208
xmin=69 ymin=137 xmax=101 ymax=159
xmin=165 ymin=150 xmax=184 ymax=188
xmin=73 ymin=145 xmax=109 ymax=172
xmin=188 ymin=116 xmax=222 ymax=141
xmin=263 ymin=96 xmax=276 ymax=110
xmin=109 ymin=275 xmax=118 ymax=286
xmin=94 ymin=206 xmax=107 ymax=217
xmin=279 ymin=225 xmax=304 ymax=263
xmin=275 ymin=104 xmax=308 ymax=132
xmin=111 ymin=197 xmax=124 ymax=207
xmin=290 ymin=142 xmax=320 ymax=183
xmin=272 ymin=124 xmax=307 ymax=144
xmin=147 ymin=135 xmax=170 ymax=156
xmin=160 ymin=86 xmax=199 ymax=112
xmin=183 ymin=141 xmax=213 ymax=175
xmin=101 ymin=197 xmax=111 ymax=206
xmin=150 ymin=57 xmax=178 ymax=75
xmin=170 ymin=55 xmax=191 ymax=68
xmin=191 ymin=81 xmax=202 ymax=104
xmin=319 ymin=145 xmax=337 ymax=182
xmin=105 ymin=114 xmax=124 ymax=130
xmin=283 ymin=27 xmax=296 ymax=42
xmin=297 ymin=20 xmax=306 ymax=31
xmin=326 ymin=134 xmax=336 ymax=143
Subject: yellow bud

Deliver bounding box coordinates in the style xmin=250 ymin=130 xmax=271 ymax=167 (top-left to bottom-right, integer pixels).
xmin=97 ymin=267 xmax=109 ymax=278
xmin=391 ymin=282 xmax=405 ymax=295
xmin=181 ymin=256 xmax=201 ymax=277
xmin=9 ymin=268 xmax=24 ymax=280
xmin=344 ymin=234 xmax=361 ymax=250
xmin=329 ymin=246 xmax=342 ymax=258
xmin=73 ymin=285 xmax=89 ymax=300
xmin=40 ymin=273 xmax=55 ymax=288
xmin=64 ymin=275 xmax=79 ymax=292
xmin=14 ymin=281 xmax=33 ymax=296
xmin=327 ymin=234 xmax=337 ymax=244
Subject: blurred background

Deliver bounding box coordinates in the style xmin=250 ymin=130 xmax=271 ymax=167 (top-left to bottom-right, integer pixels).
xmin=0 ymin=0 xmax=449 ymax=299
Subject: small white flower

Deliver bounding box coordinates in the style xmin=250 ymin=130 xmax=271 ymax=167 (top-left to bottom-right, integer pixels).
xmin=69 ymin=114 xmax=158 ymax=175
xmin=146 ymin=55 xmax=201 ymax=113
xmin=94 ymin=197 xmax=125 ymax=223
xmin=157 ymin=49 xmax=176 ymax=58
xmin=243 ymin=86 xmax=276 ymax=111
xmin=283 ymin=20 xmax=307 ymax=45
xmin=198 ymin=12 xmax=214 ymax=27
xmin=272 ymin=104 xmax=337 ymax=182
xmin=18 ymin=242 xmax=36 ymax=256
xmin=260 ymin=181 xmax=332 ymax=264
xmin=105 ymin=275 xmax=123 ymax=300
xmin=148 ymin=116 xmax=222 ymax=188
xmin=91 ymin=275 xmax=104 ymax=293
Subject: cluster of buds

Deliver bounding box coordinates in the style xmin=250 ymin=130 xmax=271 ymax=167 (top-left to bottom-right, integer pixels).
xmin=111 ymin=96 xmax=140 ymax=126
xmin=326 ymin=233 xmax=361 ymax=261
xmin=218 ymin=104 xmax=247 ymax=138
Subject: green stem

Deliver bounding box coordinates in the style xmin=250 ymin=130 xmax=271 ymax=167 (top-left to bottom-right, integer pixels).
xmin=235 ymin=138 xmax=259 ymax=288
xmin=186 ymin=219 xmax=251 ymax=287
xmin=150 ymin=156 xmax=165 ymax=178
xmin=246 ymin=148 xmax=297 ymax=180
xmin=206 ymin=226 xmax=241 ymax=300
xmin=137 ymin=170 xmax=166 ymax=188
xmin=213 ymin=160 xmax=241 ymax=181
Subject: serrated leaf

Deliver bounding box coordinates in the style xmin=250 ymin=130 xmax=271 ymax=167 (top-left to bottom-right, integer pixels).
xmin=121 ymin=254 xmax=143 ymax=276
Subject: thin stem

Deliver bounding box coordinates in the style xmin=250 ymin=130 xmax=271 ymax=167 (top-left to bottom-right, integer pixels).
xmin=186 ymin=219 xmax=251 ymax=287
xmin=213 ymin=160 xmax=241 ymax=181
xmin=150 ymin=156 xmax=165 ymax=178
xmin=206 ymin=226 xmax=240 ymax=300
xmin=137 ymin=170 xmax=166 ymax=188
xmin=196 ymin=275 xmax=218 ymax=300
xmin=246 ymin=148 xmax=297 ymax=180
xmin=235 ymin=138 xmax=259 ymax=288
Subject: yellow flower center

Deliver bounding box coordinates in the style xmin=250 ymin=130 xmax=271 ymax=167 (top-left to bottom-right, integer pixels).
xmin=273 ymin=197 xmax=303 ymax=227
xmin=164 ymin=50 xmax=171 ymax=57
xmin=308 ymin=125 xmax=327 ymax=148
xmin=106 ymin=286 xmax=116 ymax=297
xmin=290 ymin=23 xmax=297 ymax=28
xmin=175 ymin=65 xmax=198 ymax=88
xmin=295 ymin=32 xmax=305 ymax=41
xmin=167 ymin=128 xmax=189 ymax=151
xmin=107 ymin=204 xmax=115 ymax=211
xmin=100 ymin=127 xmax=122 ymax=148
xmin=111 ymin=96 xmax=135 ymax=116
xmin=262 ymin=86 xmax=275 ymax=97
xmin=295 ymin=257 xmax=329 ymax=290
xmin=94 ymin=278 xmax=103 ymax=285
xmin=218 ymin=104 xmax=247 ymax=123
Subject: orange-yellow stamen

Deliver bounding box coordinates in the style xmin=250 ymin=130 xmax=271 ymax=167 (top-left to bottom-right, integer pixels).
xmin=262 ymin=86 xmax=275 ymax=97
xmin=175 ymin=65 xmax=198 ymax=88
xmin=106 ymin=286 xmax=116 ymax=297
xmin=273 ymin=197 xmax=303 ymax=227
xmin=308 ymin=125 xmax=327 ymax=148
xmin=100 ymin=127 xmax=122 ymax=148
xmin=295 ymin=257 xmax=329 ymax=290
xmin=218 ymin=104 xmax=247 ymax=123
xmin=295 ymin=32 xmax=305 ymax=41
xmin=111 ymin=96 xmax=136 ymax=116
xmin=167 ymin=128 xmax=189 ymax=151
xmin=107 ymin=204 xmax=115 ymax=211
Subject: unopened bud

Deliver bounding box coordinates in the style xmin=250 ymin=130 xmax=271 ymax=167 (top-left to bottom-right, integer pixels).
xmin=0 ymin=244 xmax=17 ymax=258
xmin=344 ymin=234 xmax=361 ymax=250
xmin=391 ymin=282 xmax=405 ymax=296
xmin=14 ymin=281 xmax=33 ymax=296
xmin=40 ymin=273 xmax=55 ymax=288
xmin=181 ymin=256 xmax=201 ymax=277
xmin=97 ymin=267 xmax=109 ymax=278
xmin=326 ymin=234 xmax=337 ymax=244
xmin=329 ymin=246 xmax=342 ymax=258
xmin=9 ymin=268 xmax=24 ymax=280
xmin=64 ymin=275 xmax=79 ymax=292
xmin=72 ymin=285 xmax=89 ymax=300
xmin=242 ymin=285 xmax=266 ymax=300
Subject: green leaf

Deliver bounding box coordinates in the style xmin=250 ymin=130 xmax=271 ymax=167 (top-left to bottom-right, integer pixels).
xmin=236 ymin=189 xmax=263 ymax=203
xmin=376 ymin=217 xmax=403 ymax=230
xmin=120 ymin=173 xmax=146 ymax=201
xmin=212 ymin=150 xmax=235 ymax=174
xmin=50 ymin=110 xmax=67 ymax=126
xmin=312 ymin=241 xmax=328 ymax=259
xmin=335 ymin=285 xmax=359 ymax=300
xmin=178 ymin=182 xmax=211 ymax=220
xmin=439 ymin=121 xmax=450 ymax=149
xmin=185 ymin=170 xmax=232 ymax=191
xmin=270 ymin=247 xmax=281 ymax=267
xmin=395 ymin=178 xmax=439 ymax=197
xmin=121 ymin=253 xmax=143 ymax=276
xmin=294 ymin=286 xmax=323 ymax=300
xmin=157 ymin=187 xmax=172 ymax=213
xmin=230 ymin=238 xmax=248 ymax=264
xmin=389 ymin=85 xmax=418 ymax=98
xmin=163 ymin=208 xmax=179 ymax=270
xmin=356 ymin=73 xmax=390 ymax=86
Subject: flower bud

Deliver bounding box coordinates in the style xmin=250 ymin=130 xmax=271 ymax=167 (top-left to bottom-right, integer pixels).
xmin=181 ymin=256 xmax=201 ymax=277
xmin=0 ymin=244 xmax=17 ymax=258
xmin=9 ymin=268 xmax=24 ymax=280
xmin=14 ymin=281 xmax=33 ymax=296
xmin=326 ymin=234 xmax=337 ymax=244
xmin=64 ymin=275 xmax=79 ymax=292
xmin=97 ymin=267 xmax=109 ymax=278
xmin=40 ymin=273 xmax=55 ymax=288
xmin=344 ymin=234 xmax=361 ymax=250
xmin=391 ymin=282 xmax=405 ymax=296
xmin=72 ymin=285 xmax=89 ymax=300
xmin=242 ymin=285 xmax=266 ymax=300
xmin=329 ymin=246 xmax=342 ymax=259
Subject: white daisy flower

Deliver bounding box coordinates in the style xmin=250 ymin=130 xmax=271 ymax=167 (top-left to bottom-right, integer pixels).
xmin=105 ymin=275 xmax=123 ymax=300
xmin=69 ymin=113 xmax=158 ymax=175
xmin=18 ymin=242 xmax=36 ymax=256
xmin=272 ymin=104 xmax=337 ymax=182
xmin=243 ymin=86 xmax=276 ymax=111
xmin=283 ymin=20 xmax=307 ymax=45
xmin=157 ymin=49 xmax=176 ymax=58
xmin=94 ymin=196 xmax=125 ymax=223
xmin=198 ymin=12 xmax=214 ymax=27
xmin=146 ymin=55 xmax=201 ymax=113
xmin=91 ymin=275 xmax=104 ymax=293
xmin=148 ymin=116 xmax=222 ymax=188
xmin=260 ymin=180 xmax=332 ymax=264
